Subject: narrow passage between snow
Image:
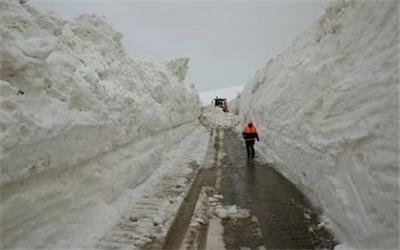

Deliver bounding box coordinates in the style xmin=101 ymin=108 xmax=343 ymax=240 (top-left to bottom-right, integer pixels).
xmin=219 ymin=129 xmax=337 ymax=249
xmin=162 ymin=127 xmax=337 ymax=250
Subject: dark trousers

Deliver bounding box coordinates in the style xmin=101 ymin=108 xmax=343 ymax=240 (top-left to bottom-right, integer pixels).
xmin=245 ymin=140 xmax=255 ymax=159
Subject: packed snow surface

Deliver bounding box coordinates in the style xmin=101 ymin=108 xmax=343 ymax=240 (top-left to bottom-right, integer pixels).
xmin=233 ymin=0 xmax=399 ymax=249
xmin=0 ymin=1 xmax=203 ymax=248
xmin=200 ymin=105 xmax=239 ymax=129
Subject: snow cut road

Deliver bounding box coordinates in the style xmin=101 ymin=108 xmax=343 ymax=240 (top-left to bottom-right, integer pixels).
xmin=155 ymin=126 xmax=337 ymax=250
xmin=219 ymin=129 xmax=337 ymax=249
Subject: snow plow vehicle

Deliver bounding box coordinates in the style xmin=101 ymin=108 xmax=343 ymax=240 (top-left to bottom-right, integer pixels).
xmin=213 ymin=97 xmax=229 ymax=112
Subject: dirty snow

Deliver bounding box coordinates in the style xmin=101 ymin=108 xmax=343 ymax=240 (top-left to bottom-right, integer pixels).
xmin=182 ymin=186 xmax=253 ymax=250
xmin=0 ymin=1 xmax=204 ymax=248
xmin=180 ymin=186 xmax=211 ymax=249
xmin=207 ymin=217 xmax=226 ymax=250
xmin=209 ymin=193 xmax=251 ymax=220
xmin=232 ymin=0 xmax=399 ymax=249
xmin=95 ymin=123 xmax=209 ymax=249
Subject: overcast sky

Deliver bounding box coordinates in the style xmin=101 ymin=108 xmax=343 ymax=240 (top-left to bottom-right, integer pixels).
xmin=32 ymin=0 xmax=328 ymax=92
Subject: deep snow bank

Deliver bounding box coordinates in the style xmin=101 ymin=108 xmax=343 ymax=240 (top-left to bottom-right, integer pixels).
xmin=0 ymin=1 xmax=200 ymax=186
xmin=233 ymin=0 xmax=399 ymax=248
xmin=0 ymin=2 xmax=203 ymax=247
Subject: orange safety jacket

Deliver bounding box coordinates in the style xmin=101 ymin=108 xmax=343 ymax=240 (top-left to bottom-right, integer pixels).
xmin=242 ymin=123 xmax=259 ymax=141
xmin=242 ymin=123 xmax=258 ymax=133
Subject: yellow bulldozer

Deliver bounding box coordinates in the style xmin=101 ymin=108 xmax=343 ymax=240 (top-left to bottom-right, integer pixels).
xmin=213 ymin=97 xmax=229 ymax=112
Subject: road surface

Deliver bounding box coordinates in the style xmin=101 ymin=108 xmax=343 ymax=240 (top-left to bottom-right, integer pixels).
xmin=220 ymin=129 xmax=336 ymax=249
xmin=162 ymin=128 xmax=336 ymax=250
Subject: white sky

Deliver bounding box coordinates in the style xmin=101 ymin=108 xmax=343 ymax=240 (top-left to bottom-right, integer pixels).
xmin=199 ymin=84 xmax=244 ymax=104
xmin=31 ymin=0 xmax=328 ymax=92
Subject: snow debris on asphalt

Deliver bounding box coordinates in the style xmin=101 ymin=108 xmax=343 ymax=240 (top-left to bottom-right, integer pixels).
xmin=181 ymin=186 xmax=254 ymax=250
xmin=181 ymin=186 xmax=212 ymax=249
xmin=212 ymin=204 xmax=251 ymax=220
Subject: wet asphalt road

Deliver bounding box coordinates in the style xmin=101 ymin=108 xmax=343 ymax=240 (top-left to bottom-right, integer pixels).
xmin=220 ymin=129 xmax=337 ymax=249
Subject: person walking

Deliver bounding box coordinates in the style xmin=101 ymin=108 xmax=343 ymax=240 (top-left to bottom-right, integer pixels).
xmin=242 ymin=120 xmax=259 ymax=159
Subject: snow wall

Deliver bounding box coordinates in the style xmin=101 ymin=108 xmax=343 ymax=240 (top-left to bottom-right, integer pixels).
xmin=0 ymin=1 xmax=200 ymax=185
xmin=0 ymin=1 xmax=200 ymax=247
xmin=232 ymin=0 xmax=399 ymax=249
